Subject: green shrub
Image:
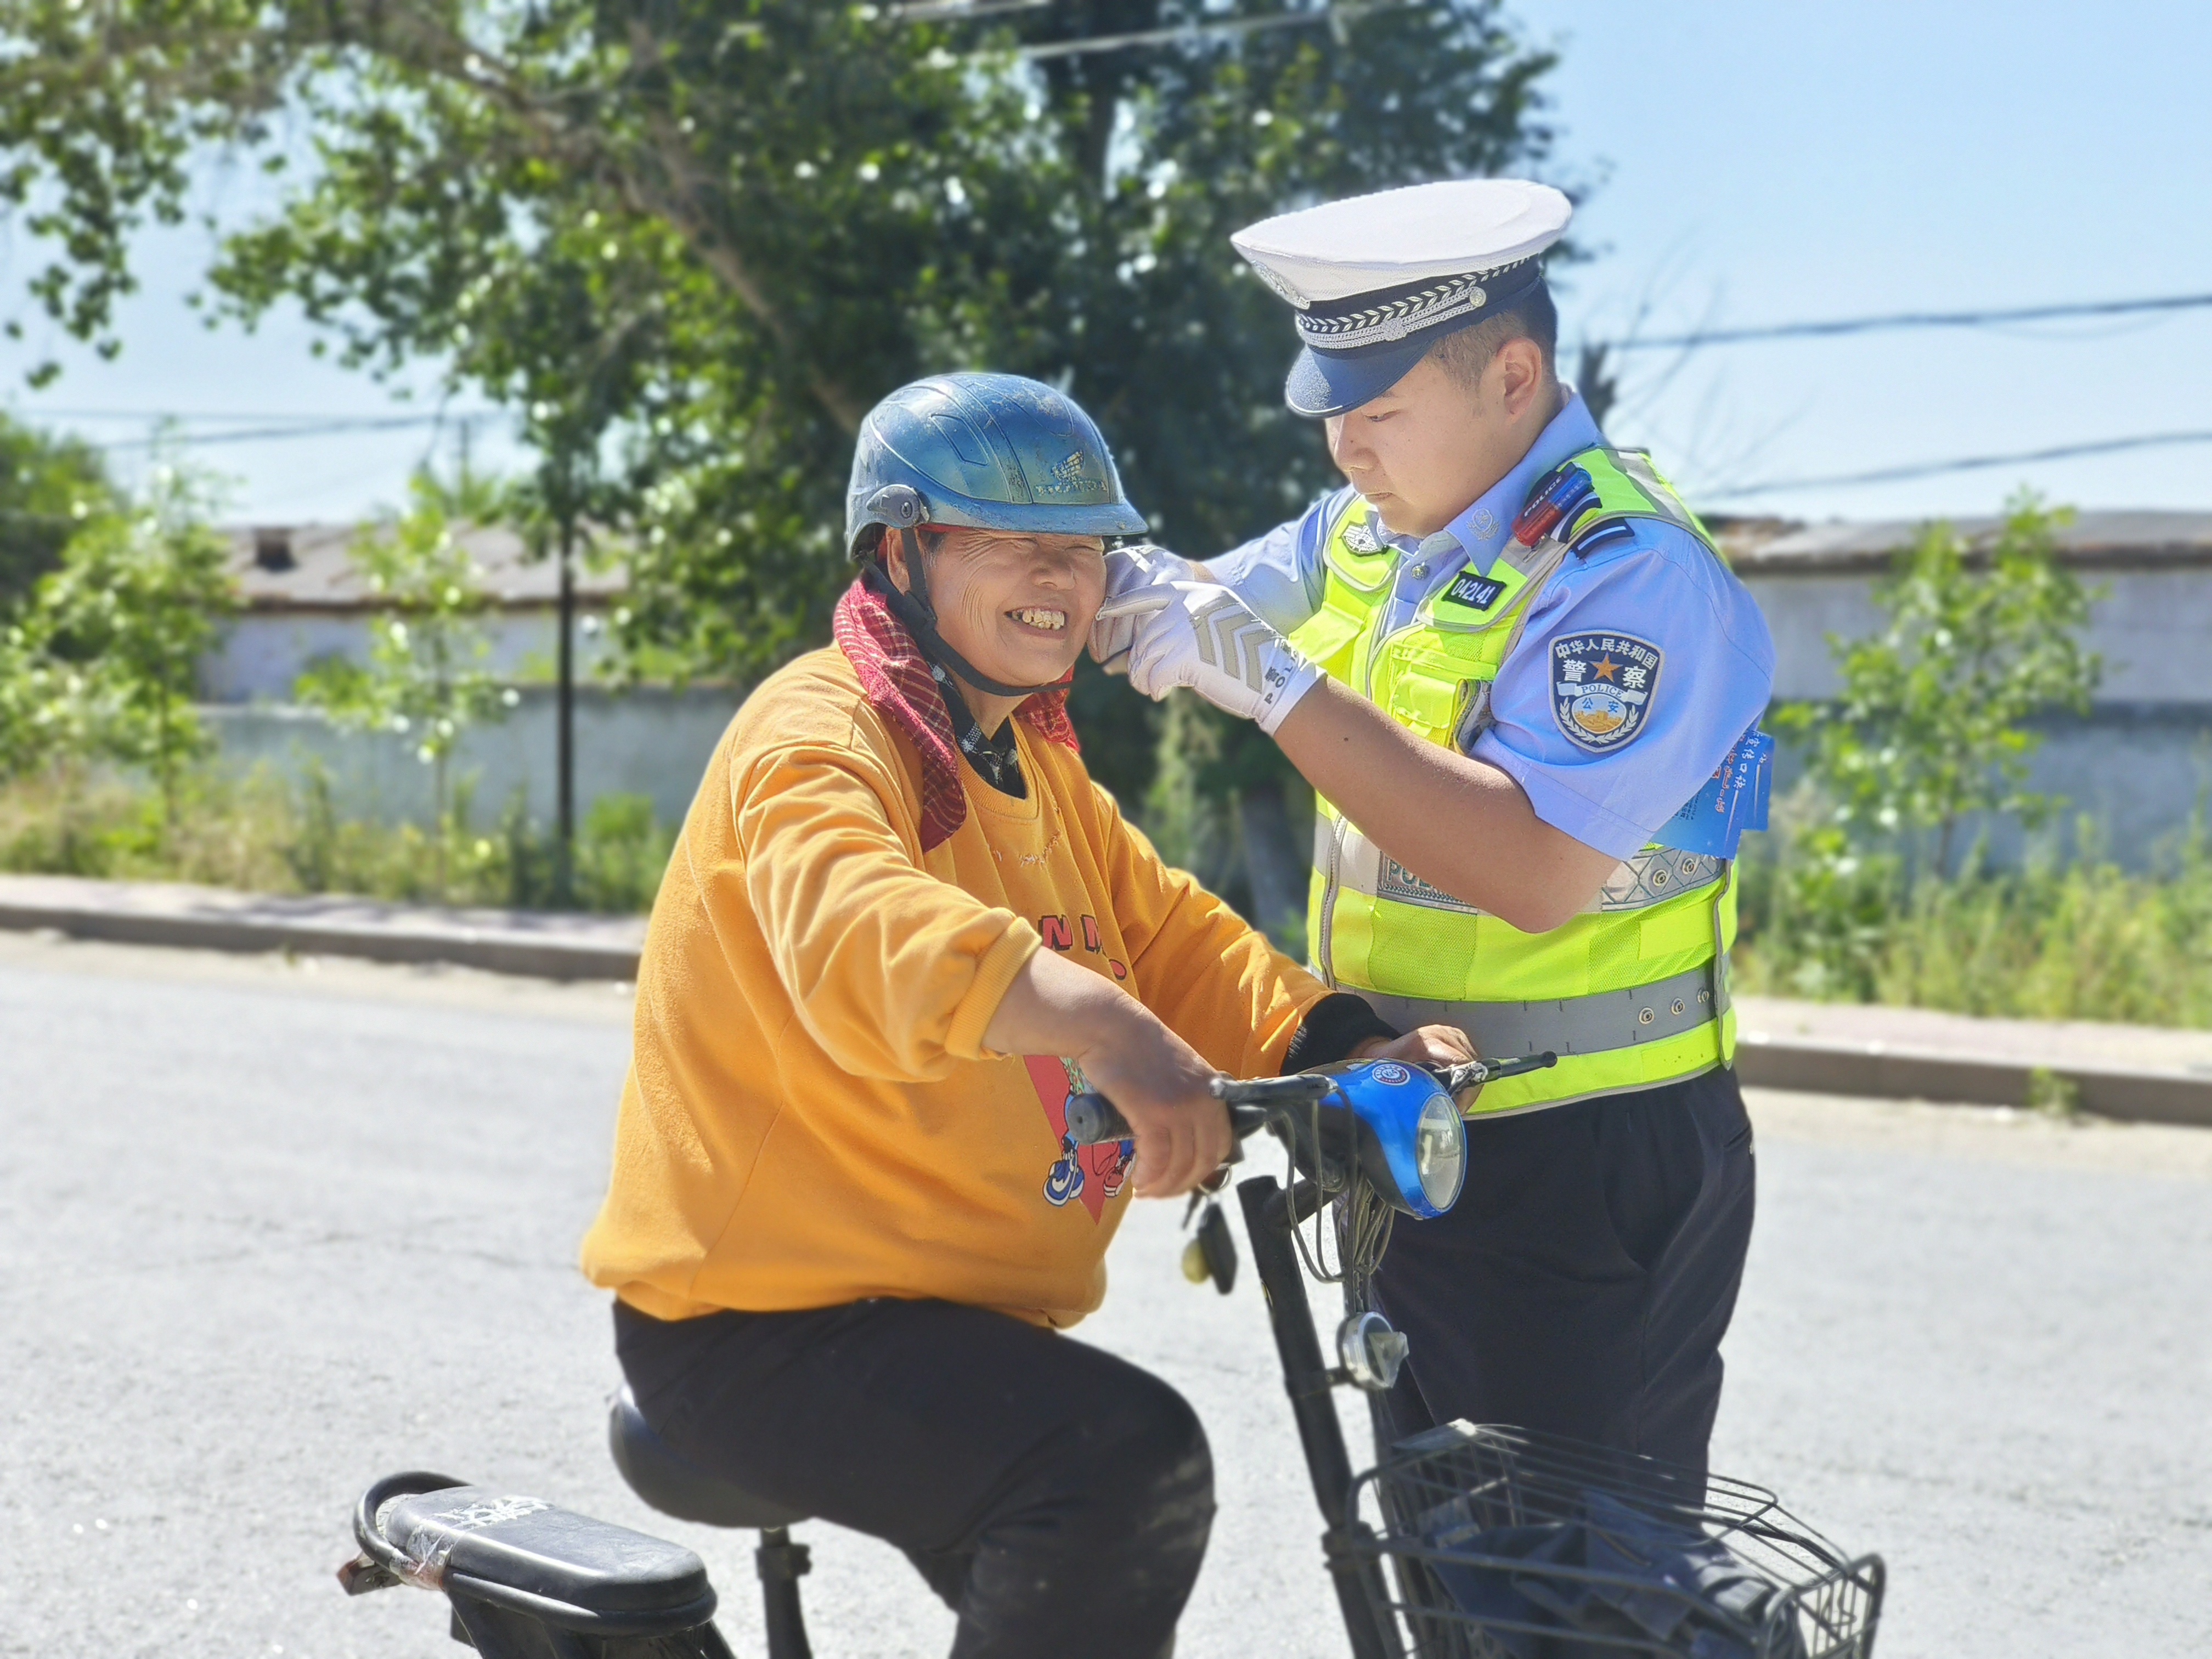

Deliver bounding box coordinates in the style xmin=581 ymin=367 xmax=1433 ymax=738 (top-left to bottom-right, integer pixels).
xmin=1737 ymin=802 xmax=2212 ymax=1028
xmin=1 ymin=461 xmax=238 ymax=820
xmin=572 ymin=793 xmax=674 ymax=915
xmin=1736 ymin=490 xmax=2183 ymax=1023
xmin=1771 ymin=494 xmax=2099 ymax=880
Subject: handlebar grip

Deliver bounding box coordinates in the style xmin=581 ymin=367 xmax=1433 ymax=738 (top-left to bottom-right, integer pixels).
xmin=1064 ymin=1092 xmax=1131 ymax=1147
xmin=1065 ymin=1092 xmax=1278 ymax=1148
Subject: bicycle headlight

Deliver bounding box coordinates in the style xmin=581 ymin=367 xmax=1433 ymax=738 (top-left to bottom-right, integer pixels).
xmin=1410 ymin=1091 xmax=1466 ymax=1214
xmin=1307 ymin=1060 xmax=1468 ymax=1220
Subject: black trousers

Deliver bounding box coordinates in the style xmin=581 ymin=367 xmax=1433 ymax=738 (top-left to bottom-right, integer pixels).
xmin=614 ymin=1297 xmax=1213 ymax=1659
xmin=1371 ymin=1065 xmax=1757 ymax=1480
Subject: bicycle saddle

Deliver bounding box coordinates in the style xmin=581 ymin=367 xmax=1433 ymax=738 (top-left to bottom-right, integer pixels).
xmin=366 ymin=1479 xmax=716 ymax=1634
xmin=609 ymin=1385 xmax=811 ymax=1529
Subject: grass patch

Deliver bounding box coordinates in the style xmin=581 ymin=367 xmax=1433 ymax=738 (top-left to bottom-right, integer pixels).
xmin=0 ymin=761 xmax=673 ymax=914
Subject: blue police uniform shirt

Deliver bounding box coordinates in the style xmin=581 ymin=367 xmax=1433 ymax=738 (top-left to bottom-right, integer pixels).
xmin=1207 ymin=393 xmax=1775 ymax=863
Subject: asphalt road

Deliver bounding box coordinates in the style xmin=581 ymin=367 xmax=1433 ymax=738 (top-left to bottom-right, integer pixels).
xmin=4 ymin=932 xmax=2209 ymax=1659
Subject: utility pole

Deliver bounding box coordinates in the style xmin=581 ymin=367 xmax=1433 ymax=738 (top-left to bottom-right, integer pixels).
xmin=555 ymin=515 xmax=577 ymax=904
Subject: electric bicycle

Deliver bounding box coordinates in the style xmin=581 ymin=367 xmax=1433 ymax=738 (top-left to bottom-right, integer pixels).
xmin=339 ymin=1055 xmax=1884 ymax=1658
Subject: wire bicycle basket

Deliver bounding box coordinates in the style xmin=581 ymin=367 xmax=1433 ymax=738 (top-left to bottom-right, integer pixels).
xmin=1350 ymin=1422 xmax=1884 ymax=1659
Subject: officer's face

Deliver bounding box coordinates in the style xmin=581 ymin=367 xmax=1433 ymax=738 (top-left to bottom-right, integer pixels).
xmin=889 ymin=528 xmax=1107 ymax=716
xmin=1326 ymin=341 xmax=1556 ymax=538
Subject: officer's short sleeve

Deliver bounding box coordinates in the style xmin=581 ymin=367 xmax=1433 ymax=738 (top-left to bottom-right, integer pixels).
xmin=1199 ymin=486 xmax=1353 ymax=636
xmin=1471 ymin=528 xmax=1775 ymax=862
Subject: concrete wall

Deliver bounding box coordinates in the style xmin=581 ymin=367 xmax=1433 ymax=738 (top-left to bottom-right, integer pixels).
xmin=1742 ymin=566 xmax=2212 ymax=704
xmin=1745 ymin=565 xmax=2212 ymax=867
xmin=194 ymin=565 xmax=2212 ymax=865
xmin=1763 ymin=704 xmax=2212 ymax=870
xmin=1739 ymin=572 xmax=1884 ymax=702
xmin=204 ymin=685 xmax=744 ymax=831
xmin=204 ymin=608 xmax=621 ymax=703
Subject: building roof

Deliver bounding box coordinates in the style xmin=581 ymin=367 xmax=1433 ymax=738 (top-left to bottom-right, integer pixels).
xmin=223 ymin=522 xmax=627 ymax=611
xmin=1719 ymin=510 xmax=2212 ymax=574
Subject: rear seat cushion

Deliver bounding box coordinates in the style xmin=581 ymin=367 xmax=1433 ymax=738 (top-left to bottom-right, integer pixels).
xmin=377 ymin=1486 xmax=712 ymax=1620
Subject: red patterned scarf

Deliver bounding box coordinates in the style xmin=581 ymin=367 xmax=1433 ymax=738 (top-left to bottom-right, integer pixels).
xmin=832 ymin=573 xmax=1080 ymax=853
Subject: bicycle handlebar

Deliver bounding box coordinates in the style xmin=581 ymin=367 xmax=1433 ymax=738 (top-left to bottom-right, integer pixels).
xmin=1065 ymin=1052 xmax=1557 ymax=1148
xmin=1436 ymin=1052 xmax=1559 ymax=1095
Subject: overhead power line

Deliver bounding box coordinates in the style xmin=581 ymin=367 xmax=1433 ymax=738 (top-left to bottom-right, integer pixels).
xmin=1711 ymin=430 xmax=2212 ymax=498
xmin=21 ymin=405 xmax=499 ymax=425
xmin=1 ymin=406 xmax=502 ymax=450
xmin=90 ymin=414 xmax=460 ymax=452
xmin=1015 ymin=0 xmax=1415 ymax=60
xmin=1617 ymin=291 xmax=2212 ymax=352
xmin=886 ymin=0 xmax=1053 ymax=18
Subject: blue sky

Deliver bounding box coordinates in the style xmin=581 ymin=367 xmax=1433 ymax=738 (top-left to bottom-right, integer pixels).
xmin=4 ymin=0 xmax=2209 ymax=527
xmin=1521 ymin=0 xmax=2212 ymax=523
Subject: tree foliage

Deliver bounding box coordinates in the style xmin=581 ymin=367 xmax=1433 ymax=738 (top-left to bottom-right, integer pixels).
xmin=294 ymin=475 xmax=516 ymax=888
xmin=1773 ymin=494 xmax=2102 ymax=878
xmin=0 ymin=461 xmax=237 ymax=818
xmin=3 ymin=0 xmax=1554 ymax=655
xmin=0 ymin=411 xmax=115 ymax=610
xmin=3 ymin=1 xmax=1559 ymax=913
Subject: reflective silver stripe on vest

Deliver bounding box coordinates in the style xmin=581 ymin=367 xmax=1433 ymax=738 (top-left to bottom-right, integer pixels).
xmin=1314 ymin=816 xmax=1726 ymax=919
xmin=1353 ymin=957 xmax=1730 ymax=1060
xmin=1592 ymin=847 xmax=1727 ymax=912
xmin=1612 ymin=450 xmax=1701 ymax=535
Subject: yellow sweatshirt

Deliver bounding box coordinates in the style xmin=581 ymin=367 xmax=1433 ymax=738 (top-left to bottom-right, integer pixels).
xmin=579 ymin=646 xmax=1328 ymax=1328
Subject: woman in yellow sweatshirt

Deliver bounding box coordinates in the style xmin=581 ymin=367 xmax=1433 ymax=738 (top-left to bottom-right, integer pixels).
xmin=581 ymin=374 xmax=1466 ymax=1659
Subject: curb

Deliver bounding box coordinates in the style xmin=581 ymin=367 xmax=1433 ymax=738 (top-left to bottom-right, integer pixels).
xmin=8 ymin=878 xmax=2212 ymax=1126
xmin=1733 ymin=1034 xmax=2212 ymax=1128
xmin=0 ymin=891 xmax=642 ymax=984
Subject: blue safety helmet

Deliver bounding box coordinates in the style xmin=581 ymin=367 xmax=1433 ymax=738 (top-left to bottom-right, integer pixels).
xmin=844 ymin=372 xmax=1147 ymax=558
xmin=844 ymin=373 xmax=1145 ymax=698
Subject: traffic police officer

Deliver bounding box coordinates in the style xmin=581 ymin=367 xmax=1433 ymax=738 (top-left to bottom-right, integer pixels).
xmin=1093 ymin=178 xmax=1776 ymax=1480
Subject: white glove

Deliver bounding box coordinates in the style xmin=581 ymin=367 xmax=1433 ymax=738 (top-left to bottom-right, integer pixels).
xmin=1088 ymin=543 xmax=1200 ymax=670
xmin=1101 ymin=579 xmax=1323 ymax=735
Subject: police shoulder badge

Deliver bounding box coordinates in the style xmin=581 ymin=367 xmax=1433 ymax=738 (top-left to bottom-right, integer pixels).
xmin=1549 ymin=631 xmax=1663 ymax=753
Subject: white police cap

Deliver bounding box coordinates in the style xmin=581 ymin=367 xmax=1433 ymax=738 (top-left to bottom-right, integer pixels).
xmin=1231 ymin=178 xmax=1572 ymax=417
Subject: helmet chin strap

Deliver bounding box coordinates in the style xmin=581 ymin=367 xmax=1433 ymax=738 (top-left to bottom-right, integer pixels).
xmin=863 ymin=528 xmax=1069 ymax=700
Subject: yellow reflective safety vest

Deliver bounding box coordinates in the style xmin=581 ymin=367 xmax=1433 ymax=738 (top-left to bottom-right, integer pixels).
xmin=1287 ymin=447 xmax=1737 ymax=1114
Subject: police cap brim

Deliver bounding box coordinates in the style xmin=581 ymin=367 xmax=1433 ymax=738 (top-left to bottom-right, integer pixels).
xmin=1283 ymin=332 xmax=1442 ymax=419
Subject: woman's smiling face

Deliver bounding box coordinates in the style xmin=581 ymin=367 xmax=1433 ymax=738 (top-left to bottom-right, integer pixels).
xmin=888 ymin=527 xmax=1107 ymax=714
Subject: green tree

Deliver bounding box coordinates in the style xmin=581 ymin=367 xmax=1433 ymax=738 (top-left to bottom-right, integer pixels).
xmin=1774 ymin=493 xmax=2102 ymax=878
xmin=3 ymin=460 xmax=238 ymax=823
xmin=295 ymin=476 xmax=517 ymax=894
xmin=0 ymin=607 xmax=71 ymax=777
xmin=0 ymin=413 xmax=116 ymax=611
xmin=3 ymin=0 xmax=1559 ymax=916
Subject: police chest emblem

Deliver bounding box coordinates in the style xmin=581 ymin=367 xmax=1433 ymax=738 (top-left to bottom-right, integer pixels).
xmin=1440 ymin=572 xmax=1505 ymax=613
xmin=1550 ymin=631 xmax=1663 ymax=753
xmin=1342 ymin=517 xmax=1384 ymax=554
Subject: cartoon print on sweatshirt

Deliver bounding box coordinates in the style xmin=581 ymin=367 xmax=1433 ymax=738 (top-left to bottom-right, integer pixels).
xmin=1026 ymin=1054 xmax=1132 ymax=1220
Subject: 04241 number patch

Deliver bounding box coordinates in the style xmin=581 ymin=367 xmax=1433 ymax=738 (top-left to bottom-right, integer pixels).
xmin=1549 ymin=631 xmax=1663 ymax=753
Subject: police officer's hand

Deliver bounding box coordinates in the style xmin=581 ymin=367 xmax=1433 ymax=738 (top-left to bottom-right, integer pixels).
xmin=1102 ymin=579 xmax=1323 ymax=735
xmin=1353 ymin=1025 xmax=1485 ymax=1110
xmin=1088 ymin=543 xmax=1198 ymax=670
